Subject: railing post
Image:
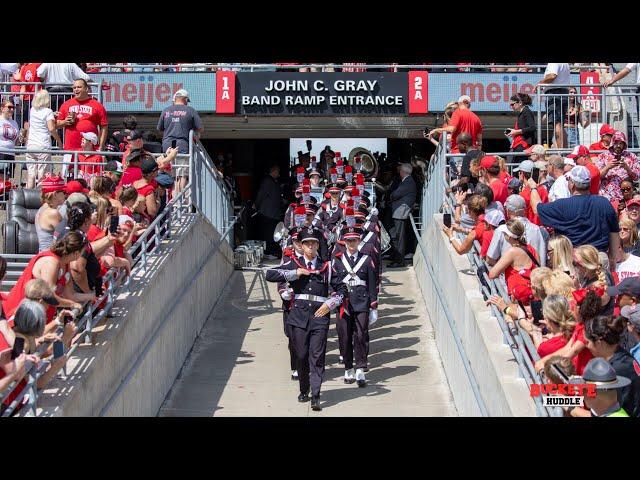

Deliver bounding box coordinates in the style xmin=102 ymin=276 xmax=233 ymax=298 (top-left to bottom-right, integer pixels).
xmin=537 ymin=87 xmax=542 ymax=146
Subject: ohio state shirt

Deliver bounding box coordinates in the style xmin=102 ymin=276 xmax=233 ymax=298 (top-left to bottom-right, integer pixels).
xmin=58 ymin=97 xmax=108 ymax=150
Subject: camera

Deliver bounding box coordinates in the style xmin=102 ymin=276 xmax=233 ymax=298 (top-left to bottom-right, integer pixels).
xmin=504 ymin=129 xmax=511 ymax=135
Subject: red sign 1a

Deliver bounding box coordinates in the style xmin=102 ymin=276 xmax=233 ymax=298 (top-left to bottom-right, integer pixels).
xmin=408 ymin=71 xmax=428 ymax=114
xmin=216 ymin=71 xmax=236 ymax=114
xmin=580 ymin=71 xmax=601 ymax=113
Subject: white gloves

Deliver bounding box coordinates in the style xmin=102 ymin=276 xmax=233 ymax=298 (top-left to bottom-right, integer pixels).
xmin=369 ymin=308 xmax=378 ymax=326
xmin=281 ymin=288 xmax=294 ymax=301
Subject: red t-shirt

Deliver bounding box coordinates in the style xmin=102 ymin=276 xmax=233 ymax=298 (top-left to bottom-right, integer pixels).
xmin=449 ymin=108 xmax=483 ymax=153
xmin=520 ymin=186 xmax=548 ymax=226
xmin=511 ymin=118 xmax=529 ymax=151
xmin=87 ymin=224 xmax=106 ymax=243
xmin=499 ymin=171 xmax=512 ymax=186
xmin=58 ymin=97 xmax=108 ymax=151
xmin=78 ymin=154 xmax=104 ymax=177
xmin=589 ymin=141 xmax=608 ymax=152
xmin=480 ymin=230 xmax=494 ymax=258
xmin=19 ymin=63 xmax=42 ymax=99
xmin=584 ymin=162 xmax=601 ymax=195
xmin=3 ymin=251 xmax=68 ymax=324
xmin=135 ymin=180 xmax=157 ymax=198
xmin=571 ymin=323 xmax=594 ymax=375
xmin=489 ymin=178 xmax=509 ymax=204
xmin=537 ymin=335 xmax=568 ymax=358
xmin=118 ymin=166 xmax=143 ymax=189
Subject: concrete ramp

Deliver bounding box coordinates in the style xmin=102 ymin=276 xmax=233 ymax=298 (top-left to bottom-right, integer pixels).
xmin=158 ymin=265 xmax=457 ymax=417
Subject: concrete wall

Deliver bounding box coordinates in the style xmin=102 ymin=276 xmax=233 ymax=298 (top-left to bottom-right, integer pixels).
xmin=37 ymin=215 xmax=235 ymax=417
xmin=413 ymin=214 xmax=535 ymax=417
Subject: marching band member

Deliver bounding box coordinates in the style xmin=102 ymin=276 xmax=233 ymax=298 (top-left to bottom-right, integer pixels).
xmin=266 ymin=228 xmax=348 ymax=411
xmin=332 ymin=226 xmax=379 ymax=387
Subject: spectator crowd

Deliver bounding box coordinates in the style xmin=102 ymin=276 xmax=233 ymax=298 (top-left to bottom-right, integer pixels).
xmin=0 ymin=63 xmax=205 ymax=415
xmin=442 ymin=64 xmax=640 ymax=417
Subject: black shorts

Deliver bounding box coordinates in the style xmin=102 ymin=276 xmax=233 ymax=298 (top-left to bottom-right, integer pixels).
xmin=545 ymin=88 xmax=569 ymax=126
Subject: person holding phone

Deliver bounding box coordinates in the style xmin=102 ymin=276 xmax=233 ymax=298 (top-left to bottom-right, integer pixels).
xmin=595 ymin=131 xmax=640 ymax=202
xmin=506 ymin=93 xmax=536 ymax=162
xmin=443 ymin=194 xmax=486 ymax=255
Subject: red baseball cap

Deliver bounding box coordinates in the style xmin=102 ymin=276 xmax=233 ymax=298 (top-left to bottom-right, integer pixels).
xmin=65 ymin=180 xmax=89 ymax=194
xmin=626 ymin=199 xmax=640 ymax=209
xmin=567 ymin=145 xmax=590 ymax=158
xmin=599 ymin=124 xmax=615 ymax=136
xmin=479 ymin=155 xmax=498 ymax=169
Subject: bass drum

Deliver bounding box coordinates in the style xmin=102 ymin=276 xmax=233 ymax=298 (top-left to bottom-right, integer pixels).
xmin=348 ymin=147 xmax=378 ymax=180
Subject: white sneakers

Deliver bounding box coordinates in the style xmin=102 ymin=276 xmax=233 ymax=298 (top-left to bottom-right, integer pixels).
xmin=356 ymin=368 xmax=366 ymax=387
xmin=291 ymin=370 xmax=299 ymax=381
xmin=344 ymin=368 xmax=355 ymax=384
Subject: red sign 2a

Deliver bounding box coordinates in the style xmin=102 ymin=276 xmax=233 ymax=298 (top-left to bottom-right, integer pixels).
xmin=216 ymin=71 xmax=236 ymax=114
xmin=408 ymin=71 xmax=428 ymax=114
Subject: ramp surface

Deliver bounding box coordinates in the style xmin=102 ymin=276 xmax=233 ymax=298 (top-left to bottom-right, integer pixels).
xmin=158 ymin=264 xmax=456 ymax=417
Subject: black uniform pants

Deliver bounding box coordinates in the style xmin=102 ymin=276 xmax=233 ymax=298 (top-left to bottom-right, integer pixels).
xmin=282 ymin=311 xmax=296 ymax=371
xmin=260 ymin=215 xmax=281 ymax=256
xmin=391 ymin=218 xmax=408 ymax=265
xmin=290 ymin=323 xmax=328 ymax=396
xmin=339 ymin=309 xmax=370 ymax=370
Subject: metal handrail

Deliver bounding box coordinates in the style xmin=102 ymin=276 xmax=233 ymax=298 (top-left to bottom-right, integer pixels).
xmin=84 ymin=63 xmax=610 ymax=71
xmin=0 ymin=129 xmax=232 ymax=416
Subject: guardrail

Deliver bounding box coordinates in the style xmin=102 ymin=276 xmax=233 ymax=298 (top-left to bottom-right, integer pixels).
xmin=536 ymin=83 xmax=640 ymax=149
xmin=84 ymin=63 xmax=611 ymax=73
xmin=422 ymin=138 xmax=564 ymax=416
xmin=0 ymin=130 xmax=235 ymax=416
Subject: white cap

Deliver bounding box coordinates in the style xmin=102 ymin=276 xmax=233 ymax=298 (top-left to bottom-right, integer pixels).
xmin=564 ymin=157 xmax=576 ymax=167
xmin=513 ymin=160 xmax=535 ymax=173
xmin=80 ymin=131 xmax=98 ymax=145
xmin=458 ymin=95 xmax=471 ymax=104
xmin=173 ymin=89 xmax=190 ymax=102
xmin=119 ymin=214 xmax=135 ymax=226
xmin=484 ymin=209 xmax=505 ymax=227
xmin=568 ymin=165 xmax=591 ymax=186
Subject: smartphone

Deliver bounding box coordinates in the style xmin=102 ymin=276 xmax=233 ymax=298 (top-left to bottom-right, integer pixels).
xmin=171 ymin=139 xmax=177 ymax=149
xmin=504 ymin=129 xmax=511 ymax=135
xmin=11 ymin=337 xmax=25 ymax=360
xmin=443 ymin=213 xmax=452 ymax=228
xmin=109 ymin=215 xmax=119 ymax=235
xmin=53 ymin=340 xmax=65 ymax=359
xmin=531 ymin=300 xmax=544 ymax=325
xmin=531 ymin=167 xmax=540 ymax=184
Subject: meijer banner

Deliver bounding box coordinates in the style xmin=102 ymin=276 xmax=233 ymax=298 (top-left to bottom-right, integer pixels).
xmin=91 ymin=73 xmax=216 ymax=112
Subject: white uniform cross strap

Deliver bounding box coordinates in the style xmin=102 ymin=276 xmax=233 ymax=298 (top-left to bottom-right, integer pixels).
xmin=360 ymin=231 xmax=374 ymax=248
xmin=340 ymin=254 xmax=369 ymax=286
xmin=363 ymin=220 xmax=371 ymax=231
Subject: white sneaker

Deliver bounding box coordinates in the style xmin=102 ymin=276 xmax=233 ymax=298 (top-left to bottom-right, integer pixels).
xmin=344 ymin=368 xmax=355 ymax=384
xmin=291 ymin=370 xmax=298 ymax=381
xmin=355 ymin=368 xmax=366 ymax=387
xmin=339 ymin=355 xmax=344 ymax=364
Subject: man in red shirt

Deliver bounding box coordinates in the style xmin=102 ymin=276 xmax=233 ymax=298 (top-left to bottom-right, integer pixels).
xmin=56 ymin=79 xmax=108 ymax=177
xmin=567 ymin=145 xmax=600 ymax=195
xmin=19 ymin=62 xmax=42 ymax=100
xmin=479 ymin=156 xmax=508 ymax=204
xmin=589 ymin=124 xmax=615 ymax=154
xmin=513 ymin=160 xmax=548 ymax=225
xmin=429 ymin=95 xmax=483 ymax=153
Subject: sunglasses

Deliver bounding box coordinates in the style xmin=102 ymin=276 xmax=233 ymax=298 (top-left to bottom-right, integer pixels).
xmin=4 ymin=106 xmax=14 ymax=110
xmin=621 ymin=187 xmax=633 ymax=192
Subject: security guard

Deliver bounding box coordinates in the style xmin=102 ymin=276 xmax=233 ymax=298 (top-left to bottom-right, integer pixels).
xmin=332 ymin=226 xmax=379 ymax=387
xmin=572 ymin=357 xmax=632 ymax=417
xmin=266 ymin=228 xmax=347 ymax=411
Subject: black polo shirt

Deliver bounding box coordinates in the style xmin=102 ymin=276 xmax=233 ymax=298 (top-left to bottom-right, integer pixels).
xmin=609 ymin=347 xmax=640 ymax=418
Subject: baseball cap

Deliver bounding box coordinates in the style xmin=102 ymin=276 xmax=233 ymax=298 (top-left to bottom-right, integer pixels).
xmin=484 ymin=209 xmax=505 ymax=227
xmin=620 ymin=305 xmax=640 ymax=330
xmin=513 ymin=160 xmax=535 ymax=173
xmin=81 ymin=132 xmax=98 ymax=146
xmin=534 ymin=160 xmax=548 ymax=170
xmin=105 ymin=160 xmax=123 ymax=174
xmin=479 ymin=155 xmax=498 ymax=169
xmin=524 ymin=144 xmax=546 ymax=156
xmin=567 ymin=145 xmax=590 ymax=158
xmin=39 ymin=174 xmax=66 ymax=194
xmin=505 ymin=194 xmax=526 ymax=212
xmin=607 ymin=276 xmax=640 ymax=298
xmin=457 ymin=95 xmax=471 ymax=104
xmin=127 ymin=130 xmax=144 ymax=141
xmin=600 ymin=124 xmax=615 ymax=136
xmin=626 ymin=199 xmax=640 ymax=209
xmin=156 ymin=171 xmax=175 ymax=188
xmin=508 ymin=177 xmax=522 ymax=191
xmin=567 ymin=165 xmax=591 ymax=186
xmin=65 ymin=180 xmax=89 ymax=194
xmin=563 ymin=157 xmax=576 ymax=167
xmin=173 ymin=89 xmax=190 ymax=102
xmin=141 ymin=156 xmax=159 ymax=175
